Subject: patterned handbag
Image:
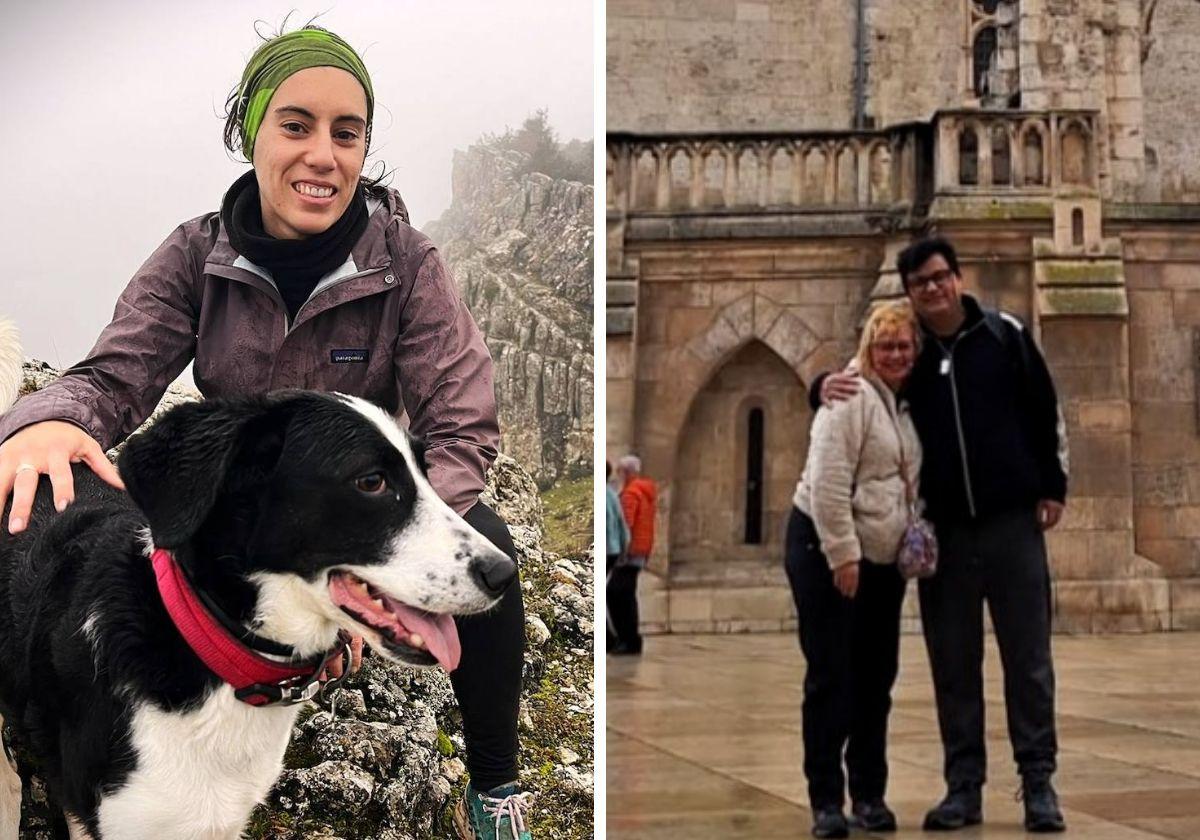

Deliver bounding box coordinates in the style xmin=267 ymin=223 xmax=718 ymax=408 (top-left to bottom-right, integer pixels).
xmin=896 ymin=434 xmax=938 ymax=580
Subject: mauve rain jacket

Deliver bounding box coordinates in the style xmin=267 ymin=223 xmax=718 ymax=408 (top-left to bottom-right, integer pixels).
xmin=0 ymin=189 xmax=499 ymax=514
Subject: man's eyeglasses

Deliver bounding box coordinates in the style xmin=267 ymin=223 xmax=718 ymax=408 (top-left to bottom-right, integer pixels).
xmin=904 ymin=268 xmax=955 ymax=291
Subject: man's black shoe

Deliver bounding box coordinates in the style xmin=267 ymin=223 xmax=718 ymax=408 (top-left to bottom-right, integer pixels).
xmin=1021 ymin=776 xmax=1066 ymax=833
xmin=811 ymin=808 xmax=849 ymax=839
xmin=610 ymin=642 xmax=642 ymax=656
xmin=850 ymin=799 xmax=897 ymax=831
xmin=922 ymin=786 xmax=982 ymax=830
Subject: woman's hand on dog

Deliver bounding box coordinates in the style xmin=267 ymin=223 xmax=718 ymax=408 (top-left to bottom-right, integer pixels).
xmin=1 ymin=420 xmax=125 ymax=534
xmin=323 ymin=635 xmax=365 ymax=680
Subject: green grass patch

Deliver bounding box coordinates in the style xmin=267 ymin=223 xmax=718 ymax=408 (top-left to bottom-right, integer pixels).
xmin=437 ymin=729 xmax=456 ymax=757
xmin=540 ymin=475 xmax=593 ymax=558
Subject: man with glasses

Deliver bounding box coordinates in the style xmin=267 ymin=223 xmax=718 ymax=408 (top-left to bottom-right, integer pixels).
xmin=817 ymin=236 xmax=1068 ymax=833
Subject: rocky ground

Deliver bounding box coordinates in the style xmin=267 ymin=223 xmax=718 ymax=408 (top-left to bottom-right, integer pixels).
xmin=9 ymin=363 xmax=594 ymax=839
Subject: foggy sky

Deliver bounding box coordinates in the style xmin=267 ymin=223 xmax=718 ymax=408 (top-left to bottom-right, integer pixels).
xmin=0 ymin=0 xmax=592 ymax=372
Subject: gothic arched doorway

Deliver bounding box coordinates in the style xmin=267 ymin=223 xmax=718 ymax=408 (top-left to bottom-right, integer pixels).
xmin=670 ymin=341 xmax=810 ymax=593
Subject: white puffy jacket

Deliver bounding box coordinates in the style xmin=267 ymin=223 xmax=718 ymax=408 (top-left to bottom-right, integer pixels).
xmin=793 ymin=375 xmax=922 ymax=569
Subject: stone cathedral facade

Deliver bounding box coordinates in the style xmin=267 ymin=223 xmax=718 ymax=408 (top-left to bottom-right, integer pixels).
xmin=606 ymin=0 xmax=1200 ymax=633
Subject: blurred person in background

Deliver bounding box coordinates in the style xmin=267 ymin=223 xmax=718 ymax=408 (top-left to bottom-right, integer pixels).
xmin=612 ymin=454 xmax=655 ymax=655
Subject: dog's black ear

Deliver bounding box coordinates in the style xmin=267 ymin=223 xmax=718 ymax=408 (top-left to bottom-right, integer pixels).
xmin=118 ymin=397 xmax=285 ymax=548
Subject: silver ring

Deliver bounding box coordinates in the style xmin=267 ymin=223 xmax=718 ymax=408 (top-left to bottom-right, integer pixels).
xmin=14 ymin=464 xmax=38 ymax=475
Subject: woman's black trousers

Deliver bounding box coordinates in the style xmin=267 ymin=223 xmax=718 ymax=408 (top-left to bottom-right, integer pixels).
xmin=451 ymin=501 xmax=526 ymax=791
xmin=784 ymin=507 xmax=907 ymax=810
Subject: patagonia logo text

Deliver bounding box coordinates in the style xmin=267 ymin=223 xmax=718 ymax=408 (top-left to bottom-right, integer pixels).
xmin=331 ymin=349 xmax=369 ymax=364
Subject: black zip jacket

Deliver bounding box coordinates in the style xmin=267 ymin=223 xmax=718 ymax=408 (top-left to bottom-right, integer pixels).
xmin=810 ymin=295 xmax=1068 ymax=525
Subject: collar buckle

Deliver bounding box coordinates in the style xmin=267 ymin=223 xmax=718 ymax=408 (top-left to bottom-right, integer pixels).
xmin=286 ymin=680 xmax=323 ymax=704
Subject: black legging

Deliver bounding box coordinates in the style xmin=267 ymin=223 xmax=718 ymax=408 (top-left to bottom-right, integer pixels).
xmin=451 ymin=501 xmax=525 ymax=792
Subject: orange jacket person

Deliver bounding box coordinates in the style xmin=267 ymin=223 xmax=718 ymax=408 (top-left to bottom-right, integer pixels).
xmin=611 ymin=455 xmax=656 ymax=654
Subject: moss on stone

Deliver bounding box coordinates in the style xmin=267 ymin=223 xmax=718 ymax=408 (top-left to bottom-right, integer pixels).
xmin=1038 ymin=261 xmax=1124 ymax=286
xmin=1038 ymin=287 xmax=1129 ymax=317
xmin=1032 ymin=238 xmax=1056 ymax=258
xmin=1105 ymin=203 xmax=1200 ymax=221
xmin=932 ymin=196 xmax=1054 ymax=220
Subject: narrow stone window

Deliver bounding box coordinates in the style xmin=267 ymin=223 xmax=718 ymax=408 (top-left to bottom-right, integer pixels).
xmin=959 ymin=128 xmax=979 ymax=186
xmin=634 ymin=148 xmax=657 ymax=209
xmin=1061 ymin=124 xmax=1089 ymax=185
xmin=668 ymin=148 xmax=691 ymax=209
xmin=965 ymin=1 xmax=1018 ymax=105
xmin=992 ymin=124 xmax=1011 ymax=186
xmin=736 ymin=146 xmax=761 ymax=207
xmin=1023 ymin=129 xmax=1045 ymax=185
xmin=744 ymin=407 xmax=765 ymax=544
xmin=703 ymin=148 xmax=727 ymax=207
xmin=973 ymin=26 xmax=998 ymax=97
xmin=1072 ymin=207 xmax=1084 ymax=246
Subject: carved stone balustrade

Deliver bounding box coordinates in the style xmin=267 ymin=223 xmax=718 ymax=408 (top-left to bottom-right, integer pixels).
xmin=933 ymin=109 xmax=1100 ymax=195
xmin=606 ymin=126 xmax=929 ymax=215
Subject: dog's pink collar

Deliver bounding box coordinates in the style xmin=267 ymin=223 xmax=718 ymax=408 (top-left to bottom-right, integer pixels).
xmin=150 ymin=547 xmax=344 ymax=706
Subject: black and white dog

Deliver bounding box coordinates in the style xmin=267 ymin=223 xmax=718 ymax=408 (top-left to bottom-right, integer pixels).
xmin=0 ymin=391 xmax=515 ymax=840
xmin=0 ymin=318 xmax=19 ymax=415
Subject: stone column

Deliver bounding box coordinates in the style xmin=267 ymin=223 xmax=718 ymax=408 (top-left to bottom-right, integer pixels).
xmin=606 ymin=145 xmax=638 ymax=458
xmin=1033 ymin=198 xmax=1169 ymax=631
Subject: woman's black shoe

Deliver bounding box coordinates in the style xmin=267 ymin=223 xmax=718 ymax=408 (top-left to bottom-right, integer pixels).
xmin=851 ymin=799 xmax=897 ymax=831
xmin=811 ymin=808 xmax=849 ymax=839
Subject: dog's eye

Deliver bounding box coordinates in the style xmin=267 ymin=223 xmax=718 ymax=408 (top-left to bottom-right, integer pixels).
xmin=355 ymin=473 xmax=389 ymax=495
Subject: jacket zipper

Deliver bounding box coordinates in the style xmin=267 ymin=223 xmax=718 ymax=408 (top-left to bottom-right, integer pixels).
xmin=284 ymin=266 xmax=389 ymax=338
xmin=939 ymin=319 xmax=986 ymax=519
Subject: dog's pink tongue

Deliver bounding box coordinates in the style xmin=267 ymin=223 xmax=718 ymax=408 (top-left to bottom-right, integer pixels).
xmin=388 ymin=600 xmax=462 ymax=673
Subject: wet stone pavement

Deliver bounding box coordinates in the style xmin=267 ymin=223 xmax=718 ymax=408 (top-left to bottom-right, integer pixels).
xmin=607 ymin=632 xmax=1200 ymax=839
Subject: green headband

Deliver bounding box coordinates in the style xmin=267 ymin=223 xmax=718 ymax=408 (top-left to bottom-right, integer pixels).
xmin=236 ymin=28 xmax=374 ymax=162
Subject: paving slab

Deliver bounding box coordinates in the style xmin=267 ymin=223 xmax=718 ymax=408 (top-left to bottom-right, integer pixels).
xmin=609 ymin=633 xmax=1200 ymax=839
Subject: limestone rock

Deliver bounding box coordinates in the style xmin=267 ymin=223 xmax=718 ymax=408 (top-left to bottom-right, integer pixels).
xmin=479 ymin=452 xmax=546 ymax=533
xmin=273 ymin=761 xmax=376 ymax=819
xmin=527 ymin=614 xmax=552 ymax=646
xmin=425 ymin=142 xmax=594 ymax=488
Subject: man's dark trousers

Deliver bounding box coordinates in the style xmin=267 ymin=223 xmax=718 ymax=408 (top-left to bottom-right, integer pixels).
xmin=918 ymin=508 xmax=1057 ymax=788
xmin=606 ymin=554 xmax=643 ymax=651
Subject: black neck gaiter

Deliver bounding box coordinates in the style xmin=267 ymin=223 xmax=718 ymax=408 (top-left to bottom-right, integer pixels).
xmin=220 ymin=170 xmax=369 ymax=323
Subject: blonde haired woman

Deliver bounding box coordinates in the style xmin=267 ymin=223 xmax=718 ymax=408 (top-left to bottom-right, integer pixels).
xmin=785 ymin=301 xmax=922 ymax=838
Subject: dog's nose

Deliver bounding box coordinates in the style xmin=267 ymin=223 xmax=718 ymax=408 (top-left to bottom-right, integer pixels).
xmin=469 ymin=550 xmax=517 ymax=597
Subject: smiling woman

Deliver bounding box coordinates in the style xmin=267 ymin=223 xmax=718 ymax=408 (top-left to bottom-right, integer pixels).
xmin=254 ymin=68 xmax=370 ymax=238
xmin=225 ymin=29 xmax=373 ymax=240
xmin=0 ymin=21 xmax=538 ymax=840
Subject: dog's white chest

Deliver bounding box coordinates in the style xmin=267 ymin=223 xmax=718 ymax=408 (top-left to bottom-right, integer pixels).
xmin=97 ymin=687 xmax=299 ymax=840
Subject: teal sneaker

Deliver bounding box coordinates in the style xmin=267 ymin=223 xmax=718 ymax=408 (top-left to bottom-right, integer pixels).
xmin=452 ymin=781 xmax=534 ymax=839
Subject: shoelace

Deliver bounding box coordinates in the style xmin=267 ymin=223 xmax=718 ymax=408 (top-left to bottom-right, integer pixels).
xmin=482 ymin=790 xmax=534 ymax=839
